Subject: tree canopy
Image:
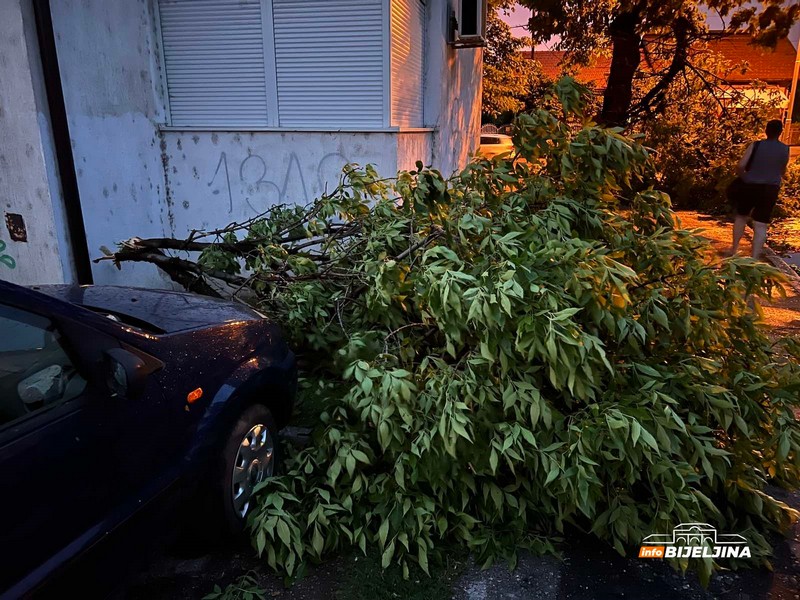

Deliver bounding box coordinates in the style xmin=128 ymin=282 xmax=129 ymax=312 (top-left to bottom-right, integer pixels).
xmin=482 ymin=1 xmax=544 ymax=120
xmin=518 ymin=0 xmax=799 ymax=125
xmin=107 ymin=80 xmax=800 ymax=585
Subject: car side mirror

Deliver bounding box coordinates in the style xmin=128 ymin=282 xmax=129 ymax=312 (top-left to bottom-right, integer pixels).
xmin=105 ymin=348 xmax=148 ymax=399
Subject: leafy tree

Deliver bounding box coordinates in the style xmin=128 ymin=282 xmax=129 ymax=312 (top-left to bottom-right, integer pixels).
xmin=518 ymin=0 xmax=799 ymax=125
xmin=482 ymin=1 xmax=544 ymax=121
xmin=108 ymin=80 xmax=800 ymax=585
xmin=634 ymin=52 xmax=781 ymax=209
xmin=778 ymin=157 xmax=800 ymax=218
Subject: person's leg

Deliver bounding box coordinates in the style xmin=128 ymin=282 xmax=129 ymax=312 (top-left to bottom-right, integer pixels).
xmin=731 ymin=191 xmax=756 ymax=255
xmin=750 ymin=185 xmax=779 ymax=259
xmin=731 ymin=214 xmax=748 ymax=254
xmin=751 ymin=220 xmax=768 ymax=259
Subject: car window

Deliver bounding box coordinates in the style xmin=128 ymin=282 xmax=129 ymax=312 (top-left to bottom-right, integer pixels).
xmin=0 ymin=304 xmax=87 ymax=426
xmin=480 ymin=135 xmax=499 ymax=144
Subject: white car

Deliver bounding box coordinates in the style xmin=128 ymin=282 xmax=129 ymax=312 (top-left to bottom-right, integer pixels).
xmin=478 ymin=134 xmax=514 ymax=159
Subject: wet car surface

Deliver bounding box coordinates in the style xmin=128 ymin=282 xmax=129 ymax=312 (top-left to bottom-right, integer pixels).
xmin=0 ymin=281 xmax=296 ymax=599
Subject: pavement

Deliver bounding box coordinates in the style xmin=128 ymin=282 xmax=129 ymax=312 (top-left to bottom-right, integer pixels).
xmin=675 ymin=211 xmax=800 ymax=337
xmin=120 ymin=493 xmax=800 ymax=600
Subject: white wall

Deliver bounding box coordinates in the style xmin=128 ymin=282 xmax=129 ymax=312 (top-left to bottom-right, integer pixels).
xmin=161 ymin=130 xmax=398 ymax=234
xmin=40 ymin=0 xmax=480 ymax=288
xmin=0 ymin=0 xmax=72 ymax=285
xmin=50 ymin=0 xmax=172 ymax=288
xmin=425 ymin=0 xmax=483 ymax=177
xmin=397 ymin=132 xmax=434 ymax=172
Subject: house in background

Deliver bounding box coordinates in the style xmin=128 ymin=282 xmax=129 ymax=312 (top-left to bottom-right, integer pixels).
xmin=530 ymin=33 xmax=797 ymax=134
xmin=0 ymin=0 xmax=484 ymax=288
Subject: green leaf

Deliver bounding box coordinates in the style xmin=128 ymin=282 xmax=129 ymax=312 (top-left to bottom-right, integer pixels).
xmin=276 ymin=520 xmax=291 ymax=548
xmin=437 ymin=516 xmax=448 ymax=536
xmin=352 ymin=449 xmax=370 ymax=464
xmin=631 ymin=420 xmax=641 ymax=447
xmin=329 ymin=460 xmax=342 ymax=485
xmin=639 ymin=428 xmax=660 ymax=452
xmin=490 ymin=485 xmax=503 ymax=511
xmin=530 ymin=400 xmax=541 ymax=427
xmin=381 ymin=541 xmax=395 ymax=568
xmin=378 ymin=518 xmax=390 ymax=548
xmin=779 ymin=433 xmax=791 ymax=460
xmin=256 ymin=529 xmax=266 ymax=555
xmin=452 ymin=420 xmax=472 ymax=442
xmin=312 ymin=527 xmax=324 ymax=556
xmin=545 ymin=467 xmax=559 ymax=485
xmin=418 ymin=543 xmax=429 ymax=574
xmin=500 ymin=293 xmax=512 ymax=316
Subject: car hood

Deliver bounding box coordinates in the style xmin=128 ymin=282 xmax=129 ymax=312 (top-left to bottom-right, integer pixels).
xmin=31 ymin=284 xmax=262 ymax=333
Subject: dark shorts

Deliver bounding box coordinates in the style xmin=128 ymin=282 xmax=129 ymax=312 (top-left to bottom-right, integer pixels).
xmin=736 ymin=184 xmax=780 ymax=223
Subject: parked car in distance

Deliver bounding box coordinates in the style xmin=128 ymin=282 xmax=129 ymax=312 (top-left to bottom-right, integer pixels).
xmin=477 ymin=133 xmax=514 ymax=159
xmin=0 ymin=280 xmax=296 ymax=598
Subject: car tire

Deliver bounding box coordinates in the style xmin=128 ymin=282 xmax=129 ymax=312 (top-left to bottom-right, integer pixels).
xmin=219 ymin=404 xmax=280 ymax=535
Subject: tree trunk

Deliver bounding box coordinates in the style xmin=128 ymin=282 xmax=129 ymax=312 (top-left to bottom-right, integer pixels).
xmin=600 ymin=10 xmax=642 ymax=127
xmin=628 ymin=16 xmax=692 ymax=120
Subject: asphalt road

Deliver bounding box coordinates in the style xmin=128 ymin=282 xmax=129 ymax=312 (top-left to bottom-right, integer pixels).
xmin=117 ymin=492 xmax=800 ymax=599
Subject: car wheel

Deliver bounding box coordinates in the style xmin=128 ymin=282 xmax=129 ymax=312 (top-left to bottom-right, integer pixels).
xmin=220 ymin=404 xmax=279 ymax=534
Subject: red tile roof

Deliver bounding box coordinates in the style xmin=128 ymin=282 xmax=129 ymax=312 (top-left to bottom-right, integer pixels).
xmin=707 ymin=34 xmax=797 ymax=83
xmin=529 ymin=49 xmax=612 ymax=87
xmin=529 ymin=34 xmax=797 ymax=89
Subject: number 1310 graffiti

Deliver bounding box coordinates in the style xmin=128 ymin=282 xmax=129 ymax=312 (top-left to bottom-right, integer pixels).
xmin=207 ymin=150 xmax=351 ymax=215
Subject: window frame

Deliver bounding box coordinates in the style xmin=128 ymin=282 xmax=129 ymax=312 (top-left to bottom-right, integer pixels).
xmin=153 ymin=0 xmax=427 ymax=132
xmin=389 ymin=0 xmax=427 ymax=129
xmin=154 ymin=0 xmax=280 ymax=128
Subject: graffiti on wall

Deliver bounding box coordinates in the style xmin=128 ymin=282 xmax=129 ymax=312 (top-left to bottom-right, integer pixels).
xmin=206 ymin=150 xmax=352 ymax=215
xmin=0 ymin=240 xmax=16 ymax=270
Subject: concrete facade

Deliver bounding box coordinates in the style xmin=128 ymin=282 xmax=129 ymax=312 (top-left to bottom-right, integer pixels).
xmin=0 ymin=0 xmax=74 ymax=285
xmin=1 ymin=0 xmax=482 ymax=288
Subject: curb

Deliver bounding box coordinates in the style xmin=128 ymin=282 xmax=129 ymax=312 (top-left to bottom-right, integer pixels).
xmin=763 ymin=245 xmax=800 ymax=295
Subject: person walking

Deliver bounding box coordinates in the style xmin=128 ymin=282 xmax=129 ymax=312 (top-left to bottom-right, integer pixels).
xmin=730 ymin=119 xmax=791 ymax=259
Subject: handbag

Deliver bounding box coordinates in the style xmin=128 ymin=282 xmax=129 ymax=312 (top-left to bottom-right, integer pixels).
xmin=726 ymin=141 xmax=761 ymax=203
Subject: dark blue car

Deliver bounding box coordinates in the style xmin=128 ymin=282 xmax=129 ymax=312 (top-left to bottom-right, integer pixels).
xmin=0 ymin=280 xmax=296 ymax=598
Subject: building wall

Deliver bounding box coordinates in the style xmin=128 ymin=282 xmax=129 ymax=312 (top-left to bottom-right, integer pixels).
xmin=0 ymin=0 xmax=72 ymax=285
xmin=49 ymin=0 xmax=172 ymax=288
xmin=425 ymin=0 xmax=483 ymax=177
xmin=397 ymin=132 xmax=434 ymax=172
xmin=160 ymin=130 xmax=398 ymax=235
xmin=35 ymin=0 xmax=480 ymax=288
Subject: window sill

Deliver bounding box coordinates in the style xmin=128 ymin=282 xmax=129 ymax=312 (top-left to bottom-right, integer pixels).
xmin=158 ymin=125 xmax=436 ymax=134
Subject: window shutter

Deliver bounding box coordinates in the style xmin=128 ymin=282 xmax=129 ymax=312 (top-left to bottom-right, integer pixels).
xmin=158 ymin=0 xmax=270 ymax=127
xmin=272 ymin=0 xmax=385 ymax=128
xmin=391 ymin=0 xmax=425 ymax=128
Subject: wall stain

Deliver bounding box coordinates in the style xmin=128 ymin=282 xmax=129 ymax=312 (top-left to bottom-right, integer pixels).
xmin=158 ymin=131 xmax=175 ymax=233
